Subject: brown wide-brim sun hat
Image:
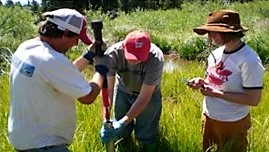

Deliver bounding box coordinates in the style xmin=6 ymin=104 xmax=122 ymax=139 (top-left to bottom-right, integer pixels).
xmin=194 ymin=10 xmax=248 ymax=35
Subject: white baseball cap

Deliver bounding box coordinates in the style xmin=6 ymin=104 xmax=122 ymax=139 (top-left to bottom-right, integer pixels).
xmin=43 ymin=8 xmax=92 ymax=45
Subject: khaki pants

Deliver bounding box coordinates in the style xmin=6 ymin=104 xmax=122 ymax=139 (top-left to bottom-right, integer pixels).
xmin=202 ymin=114 xmax=251 ymax=152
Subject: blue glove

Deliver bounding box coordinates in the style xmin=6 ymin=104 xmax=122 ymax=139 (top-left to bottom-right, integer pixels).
xmin=100 ymin=122 xmax=114 ymax=143
xmin=100 ymin=118 xmax=126 ymax=143
xmin=112 ymin=118 xmax=126 ymax=131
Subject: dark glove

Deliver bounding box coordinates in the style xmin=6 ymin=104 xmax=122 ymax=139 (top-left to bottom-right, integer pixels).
xmin=82 ymin=40 xmax=107 ymax=63
xmin=95 ymin=64 xmax=108 ymax=77
xmin=94 ymin=56 xmax=108 ymax=76
xmin=100 ymin=118 xmax=126 ymax=143
xmin=100 ymin=121 xmax=114 ymax=144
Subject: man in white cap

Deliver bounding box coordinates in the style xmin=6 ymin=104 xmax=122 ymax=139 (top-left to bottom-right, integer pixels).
xmin=8 ymin=8 xmax=108 ymax=152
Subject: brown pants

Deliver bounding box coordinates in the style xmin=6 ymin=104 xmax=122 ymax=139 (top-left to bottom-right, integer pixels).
xmin=202 ymin=114 xmax=251 ymax=152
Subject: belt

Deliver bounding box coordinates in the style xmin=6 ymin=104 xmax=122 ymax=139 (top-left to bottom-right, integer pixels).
xmin=131 ymin=91 xmax=140 ymax=95
xmin=16 ymin=145 xmax=59 ymax=152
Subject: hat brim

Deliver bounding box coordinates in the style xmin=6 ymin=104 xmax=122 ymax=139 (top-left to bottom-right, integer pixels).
xmin=194 ymin=25 xmax=248 ymax=35
xmin=79 ymin=19 xmax=93 ymax=45
xmin=79 ymin=32 xmax=92 ymax=45
xmin=123 ymin=44 xmax=149 ymax=61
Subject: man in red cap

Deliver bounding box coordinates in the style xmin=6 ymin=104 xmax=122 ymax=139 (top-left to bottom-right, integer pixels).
xmin=187 ymin=10 xmax=264 ymax=152
xmin=102 ymin=30 xmax=164 ymax=152
xmin=76 ymin=30 xmax=164 ymax=151
xmin=8 ymin=8 xmax=108 ymax=152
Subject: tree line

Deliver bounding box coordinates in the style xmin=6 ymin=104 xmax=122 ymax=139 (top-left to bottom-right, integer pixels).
xmin=0 ymin=0 xmax=253 ymax=15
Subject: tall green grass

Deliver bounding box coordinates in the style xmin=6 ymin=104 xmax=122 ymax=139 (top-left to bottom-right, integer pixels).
xmin=1 ymin=62 xmax=268 ymax=151
xmin=1 ymin=1 xmax=269 ymax=151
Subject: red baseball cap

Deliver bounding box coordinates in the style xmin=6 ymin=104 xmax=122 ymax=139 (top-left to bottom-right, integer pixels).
xmin=123 ymin=30 xmax=151 ymax=61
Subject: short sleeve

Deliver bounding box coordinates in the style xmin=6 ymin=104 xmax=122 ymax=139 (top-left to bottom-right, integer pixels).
xmin=241 ymin=56 xmax=264 ymax=88
xmin=39 ymin=55 xmax=91 ymax=99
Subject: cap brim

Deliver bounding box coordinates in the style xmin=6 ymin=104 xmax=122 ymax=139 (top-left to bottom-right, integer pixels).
xmin=80 ymin=32 xmax=92 ymax=45
xmin=124 ymin=50 xmax=139 ymax=61
xmin=194 ymin=25 xmax=248 ymax=35
xmin=123 ymin=44 xmax=150 ymax=61
xmin=123 ymin=47 xmax=149 ymax=61
xmin=79 ymin=19 xmax=93 ymax=45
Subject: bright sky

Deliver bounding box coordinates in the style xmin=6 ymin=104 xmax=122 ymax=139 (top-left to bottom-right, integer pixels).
xmin=1 ymin=0 xmax=41 ymax=5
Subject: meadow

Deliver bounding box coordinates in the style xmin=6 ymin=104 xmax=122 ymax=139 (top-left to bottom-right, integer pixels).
xmin=1 ymin=1 xmax=269 ymax=151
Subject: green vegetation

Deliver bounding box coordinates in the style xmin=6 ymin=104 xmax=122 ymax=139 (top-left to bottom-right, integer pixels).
xmin=1 ymin=61 xmax=269 ymax=151
xmin=1 ymin=1 xmax=269 ymax=63
xmin=0 ymin=1 xmax=269 ymax=151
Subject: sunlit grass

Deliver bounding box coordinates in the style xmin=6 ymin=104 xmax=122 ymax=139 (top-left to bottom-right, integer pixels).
xmin=0 ymin=1 xmax=269 ymax=151
xmin=1 ymin=62 xmax=268 ymax=151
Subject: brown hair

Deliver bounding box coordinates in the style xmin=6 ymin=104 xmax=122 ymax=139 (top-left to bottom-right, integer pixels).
xmin=38 ymin=20 xmax=78 ymax=38
xmin=219 ymin=31 xmax=245 ymax=44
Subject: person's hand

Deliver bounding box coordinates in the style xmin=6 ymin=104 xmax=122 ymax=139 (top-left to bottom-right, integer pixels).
xmin=100 ymin=122 xmax=114 ymax=143
xmin=112 ymin=118 xmax=126 ymax=131
xmin=91 ymin=41 xmax=108 ymax=77
xmin=99 ymin=118 xmax=126 ymax=143
xmin=87 ymin=40 xmax=107 ymax=57
xmin=94 ymin=56 xmax=108 ymax=77
xmin=187 ymin=77 xmax=207 ymax=90
xmin=82 ymin=40 xmax=107 ymax=63
xmin=200 ymin=85 xmax=223 ymax=97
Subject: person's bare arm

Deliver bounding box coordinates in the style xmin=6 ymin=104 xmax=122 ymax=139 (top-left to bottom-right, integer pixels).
xmin=122 ymin=84 xmax=156 ymax=124
xmin=73 ymin=56 xmax=90 ymax=72
xmin=201 ymin=87 xmax=262 ymax=106
xmin=107 ymin=76 xmax=115 ymax=111
xmin=77 ymin=72 xmax=104 ymax=104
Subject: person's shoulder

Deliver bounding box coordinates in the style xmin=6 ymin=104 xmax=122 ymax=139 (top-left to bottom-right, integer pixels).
xmin=147 ymin=43 xmax=164 ymax=63
xmin=240 ymin=44 xmax=261 ymax=60
xmin=18 ymin=38 xmax=44 ymax=50
xmin=106 ymin=41 xmax=124 ymax=54
xmin=15 ymin=38 xmax=43 ymax=54
xmin=213 ymin=46 xmax=225 ymax=53
xmin=150 ymin=43 xmax=164 ymax=56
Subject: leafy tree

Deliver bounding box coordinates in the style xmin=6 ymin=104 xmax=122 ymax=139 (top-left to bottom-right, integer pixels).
xmin=102 ymin=0 xmax=119 ymax=13
xmin=5 ymin=0 xmax=14 ymax=7
xmin=31 ymin=0 xmax=40 ymax=14
xmin=41 ymin=0 xmax=90 ymax=13
xmin=14 ymin=1 xmax=22 ymax=7
xmin=39 ymin=0 xmax=255 ymax=15
xmin=89 ymin=0 xmax=102 ymax=10
xmin=73 ymin=0 xmax=90 ymax=13
xmin=120 ymin=0 xmax=132 ymax=13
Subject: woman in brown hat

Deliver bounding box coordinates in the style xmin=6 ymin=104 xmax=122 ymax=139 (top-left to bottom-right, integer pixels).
xmin=187 ymin=10 xmax=264 ymax=152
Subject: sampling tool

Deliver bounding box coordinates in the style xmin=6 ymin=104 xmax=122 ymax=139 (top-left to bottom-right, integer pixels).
xmin=91 ymin=19 xmax=115 ymax=152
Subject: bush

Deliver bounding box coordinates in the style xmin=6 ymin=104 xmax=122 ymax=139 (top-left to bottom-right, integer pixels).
xmin=179 ymin=36 xmax=208 ymax=61
xmin=0 ymin=6 xmax=37 ymax=52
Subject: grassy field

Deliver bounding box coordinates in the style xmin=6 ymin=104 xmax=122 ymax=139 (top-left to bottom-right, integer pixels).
xmin=1 ymin=1 xmax=269 ymax=151
xmin=1 ymin=61 xmax=269 ymax=151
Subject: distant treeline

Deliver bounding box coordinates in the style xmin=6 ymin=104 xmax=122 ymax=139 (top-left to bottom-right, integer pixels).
xmin=1 ymin=0 xmax=254 ymax=14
